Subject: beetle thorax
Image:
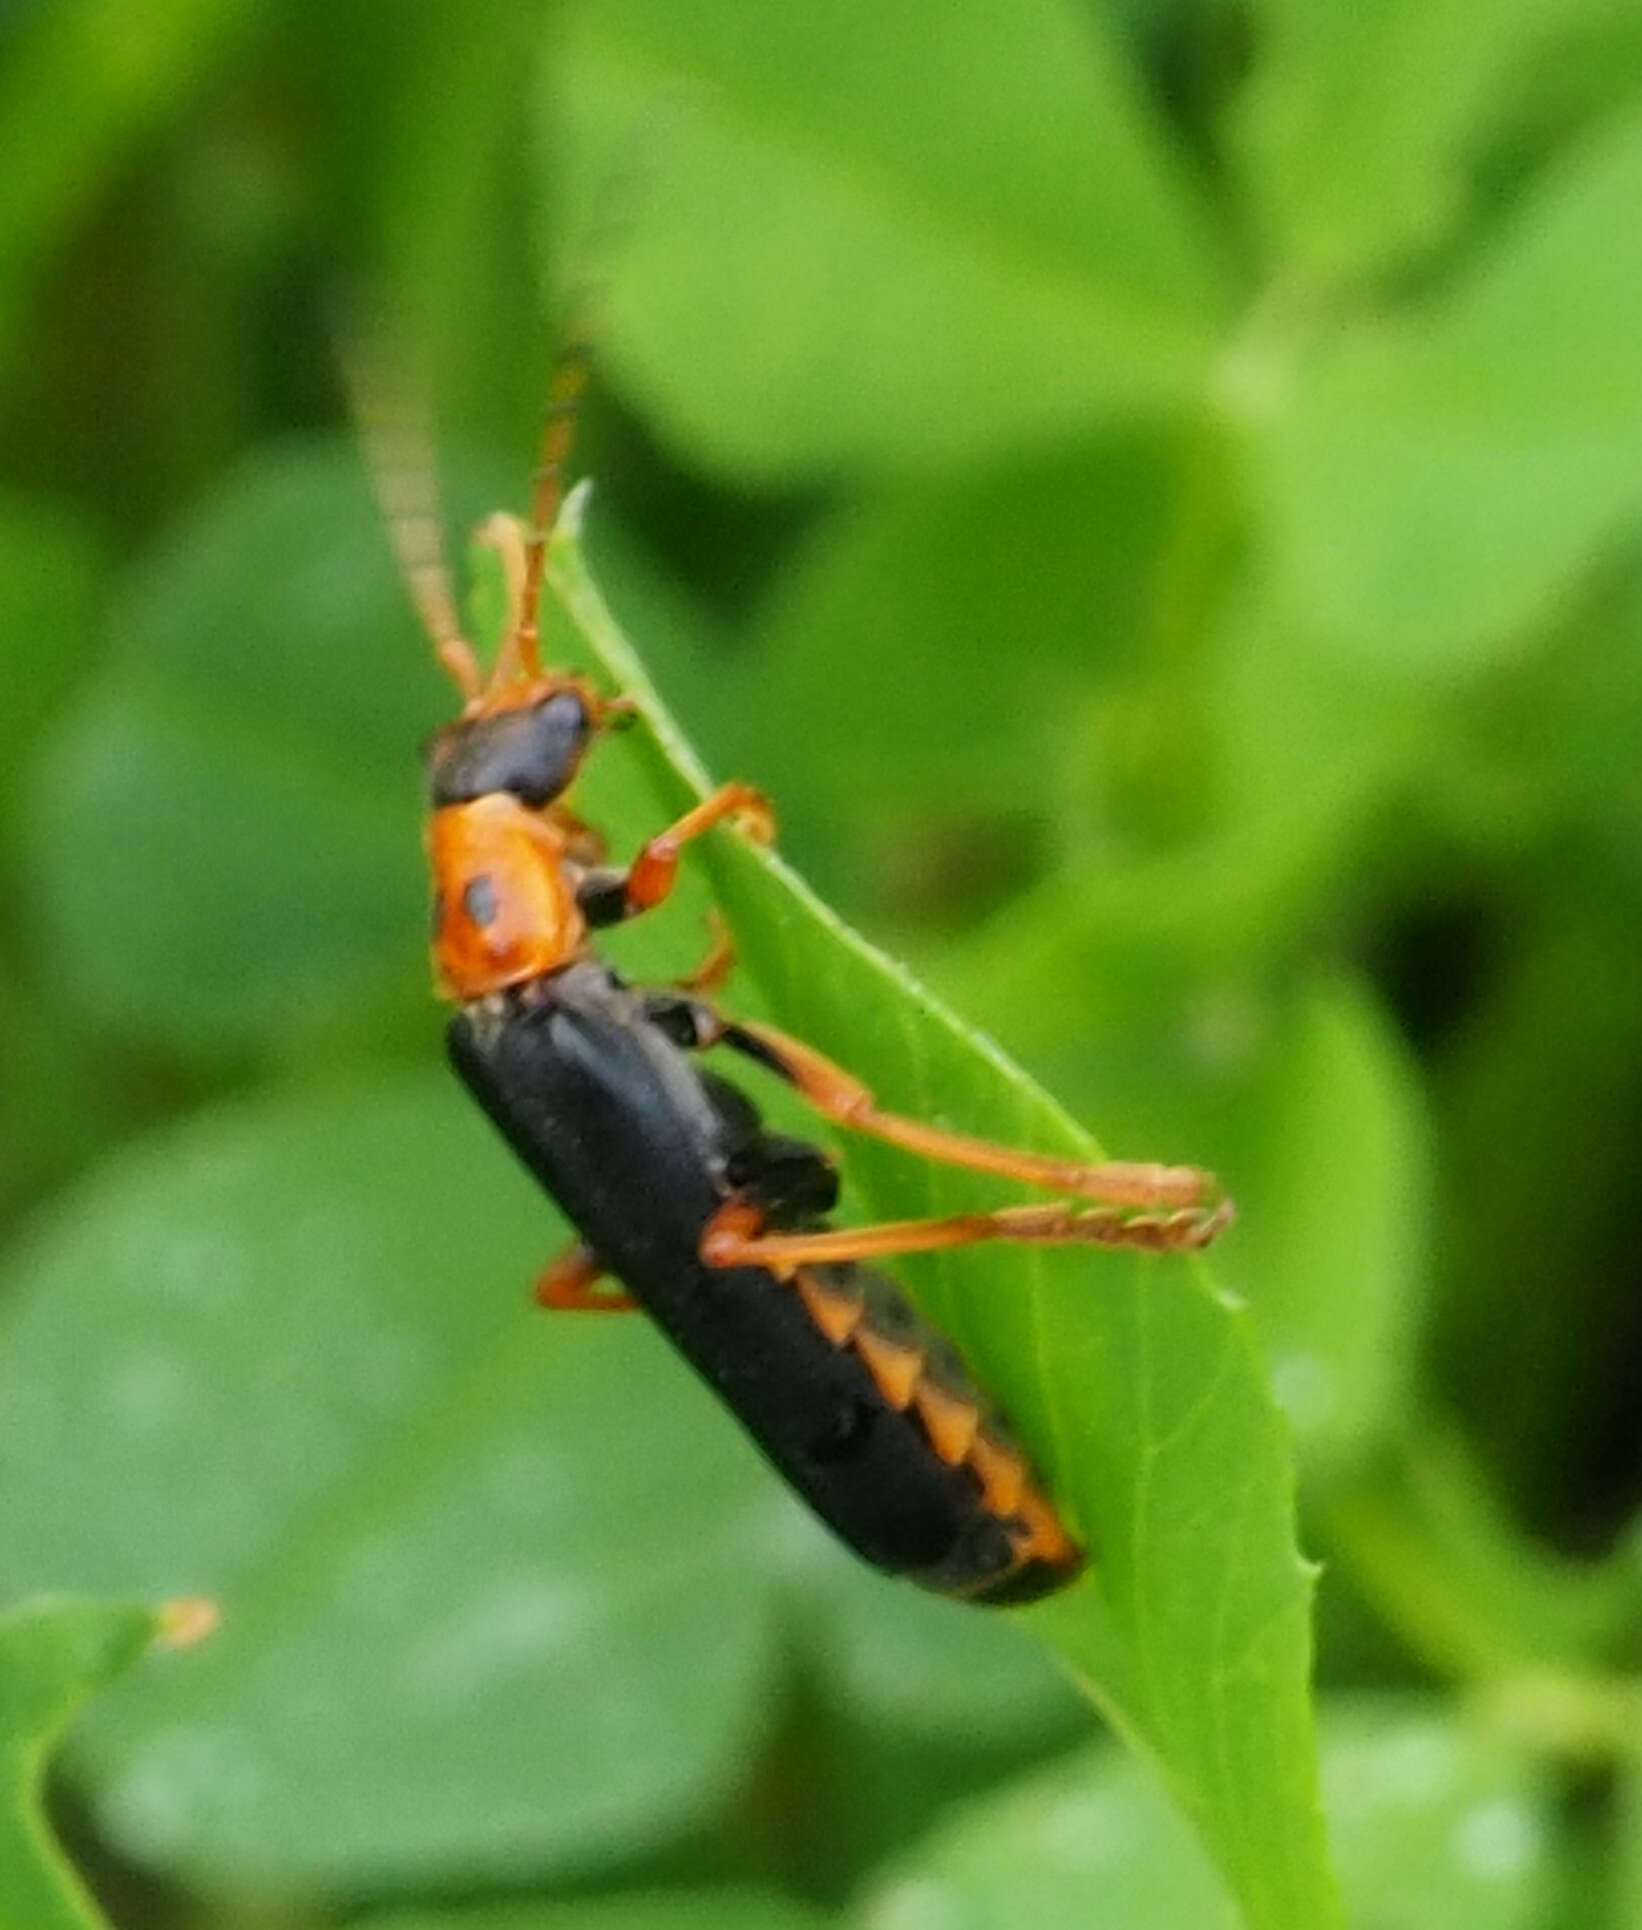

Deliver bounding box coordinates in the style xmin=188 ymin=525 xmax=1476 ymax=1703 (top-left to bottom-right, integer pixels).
xmin=428 ymin=794 xmax=586 ymax=1000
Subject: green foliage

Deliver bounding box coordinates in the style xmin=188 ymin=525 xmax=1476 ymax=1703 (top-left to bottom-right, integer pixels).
xmin=358 ymin=1897 xmax=834 ymax=1930
xmin=30 ymin=446 xmax=434 ymax=1059
xmin=0 ymin=1597 xmax=181 ymax=1930
xmin=858 ymin=1699 xmax=1558 ymax=1930
xmin=2 ymin=0 xmax=1642 ymax=1925
xmin=547 ymin=0 xmax=1224 ymax=475
xmin=0 ymin=1079 xmax=787 ymax=1887
xmin=559 ymin=514 xmax=1336 ymax=1928
xmin=1249 ymin=102 xmax=1642 ymax=669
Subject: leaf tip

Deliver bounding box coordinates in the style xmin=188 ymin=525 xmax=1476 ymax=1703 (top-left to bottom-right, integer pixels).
xmin=558 ymin=476 xmax=595 ymax=546
xmin=155 ymin=1596 xmax=220 ymax=1651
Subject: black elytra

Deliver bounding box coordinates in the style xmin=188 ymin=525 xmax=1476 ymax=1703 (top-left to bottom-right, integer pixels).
xmin=446 ymin=957 xmax=1074 ymax=1603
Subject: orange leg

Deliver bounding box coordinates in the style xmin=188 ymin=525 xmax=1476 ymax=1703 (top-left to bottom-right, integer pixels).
xmin=533 ymin=1243 xmax=635 ymax=1312
xmin=472 ymin=511 xmax=530 ymax=690
xmin=549 ymin=804 xmax=608 ymax=867
xmin=713 ymin=1017 xmax=1223 ymax=1215
xmin=622 ymin=783 xmax=775 ymax=916
xmin=674 ymin=912 xmax=737 ymax=995
xmin=701 ymin=1196 xmax=1234 ymax=1274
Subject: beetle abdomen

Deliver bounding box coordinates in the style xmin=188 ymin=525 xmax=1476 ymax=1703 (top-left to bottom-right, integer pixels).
xmin=447 ymin=962 xmax=1081 ymax=1603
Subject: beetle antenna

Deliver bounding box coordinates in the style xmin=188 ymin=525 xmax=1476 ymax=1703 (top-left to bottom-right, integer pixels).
xmin=343 ymin=309 xmax=483 ymax=704
xmin=513 ymin=327 xmax=592 ymax=683
xmin=509 ymin=98 xmax=681 ymax=684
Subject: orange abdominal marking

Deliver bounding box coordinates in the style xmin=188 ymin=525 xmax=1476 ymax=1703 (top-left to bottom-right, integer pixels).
xmin=963 ymin=1429 xmax=1028 ymax=1519
xmin=851 ymin=1327 xmax=925 ymax=1410
xmin=1001 ymin=1479 xmax=1082 ymax=1577
xmin=793 ymin=1268 xmax=866 ymax=1345
xmin=914 ymin=1380 xmax=982 ymax=1466
xmin=787 ymin=1259 xmax=1080 ymax=1591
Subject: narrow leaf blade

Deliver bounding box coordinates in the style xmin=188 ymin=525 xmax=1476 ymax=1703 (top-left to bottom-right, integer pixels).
xmin=552 ymin=505 xmax=1343 ymax=1930
xmin=0 ymin=1596 xmax=171 ymax=1930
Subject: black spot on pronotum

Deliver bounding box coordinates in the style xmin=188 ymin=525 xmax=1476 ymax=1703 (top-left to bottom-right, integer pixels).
xmin=464 ymin=874 xmax=500 ymax=927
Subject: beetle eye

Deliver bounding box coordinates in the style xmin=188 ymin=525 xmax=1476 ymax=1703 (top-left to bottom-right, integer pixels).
xmin=427 ymin=690 xmax=593 ymax=807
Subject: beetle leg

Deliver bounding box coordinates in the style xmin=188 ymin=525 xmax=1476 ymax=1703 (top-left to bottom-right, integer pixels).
xmin=674 ymin=911 xmax=737 ymax=994
xmin=650 ymin=1001 xmax=1226 ymax=1218
xmin=702 ymin=1194 xmax=1233 ymax=1270
xmin=551 ymin=805 xmax=607 ymax=867
xmin=533 ymin=1242 xmax=635 ymax=1312
xmin=578 ymin=784 xmax=774 ymax=930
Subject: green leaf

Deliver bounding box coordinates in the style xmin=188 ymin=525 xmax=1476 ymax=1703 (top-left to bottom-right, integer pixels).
xmin=0 ymin=492 xmax=105 ymax=862
xmin=0 ymin=0 xmax=261 ymax=367
xmin=852 ymin=1698 xmax=1556 ymax=1930
xmin=11 ymin=448 xmax=1335 ymax=1916
xmin=1254 ymin=105 xmax=1642 ymax=672
xmin=914 ymin=585 xmax=1435 ymax=1071
xmin=1613 ymin=1750 xmax=1642 ymax=1930
xmin=1321 ymin=1698 xmax=1557 ymax=1928
xmin=0 ymin=967 xmax=129 ymax=1219
xmin=1232 ymin=0 xmax=1578 ymax=280
xmin=0 ymin=1056 xmax=1119 ymax=1896
xmin=852 ymin=1740 xmax=1230 ymax=1927
xmin=1537 ymin=569 xmax=1642 ymax=884
xmin=716 ymin=439 xmax=1180 ymax=908
xmin=543 ymin=0 xmax=1224 ymax=478
xmin=1432 ymin=889 xmax=1642 ymax=1512
xmin=1212 ymin=973 xmax=1431 ymax=1470
xmin=1249 ymin=104 xmax=1642 ymax=671
xmin=552 ymin=499 xmax=1343 ymax=1930
xmin=923 ymin=959 xmax=1430 ymax=1481
xmin=25 ymin=442 xmax=444 ymax=1060
xmin=0 ymin=1596 xmax=178 ymax=1930
xmin=799 ymin=1555 xmax=1088 ymax=1752
xmin=358 ymin=1894 xmax=836 ymax=1930
xmin=1208 ymin=586 xmax=1428 ymax=842
xmin=0 ymin=1077 xmax=794 ymax=1892
xmin=1323 ymin=1426 xmax=1642 ymax=1681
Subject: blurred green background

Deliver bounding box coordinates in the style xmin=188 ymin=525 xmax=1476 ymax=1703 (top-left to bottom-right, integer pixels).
xmin=3 ymin=0 xmax=1642 ymax=1925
